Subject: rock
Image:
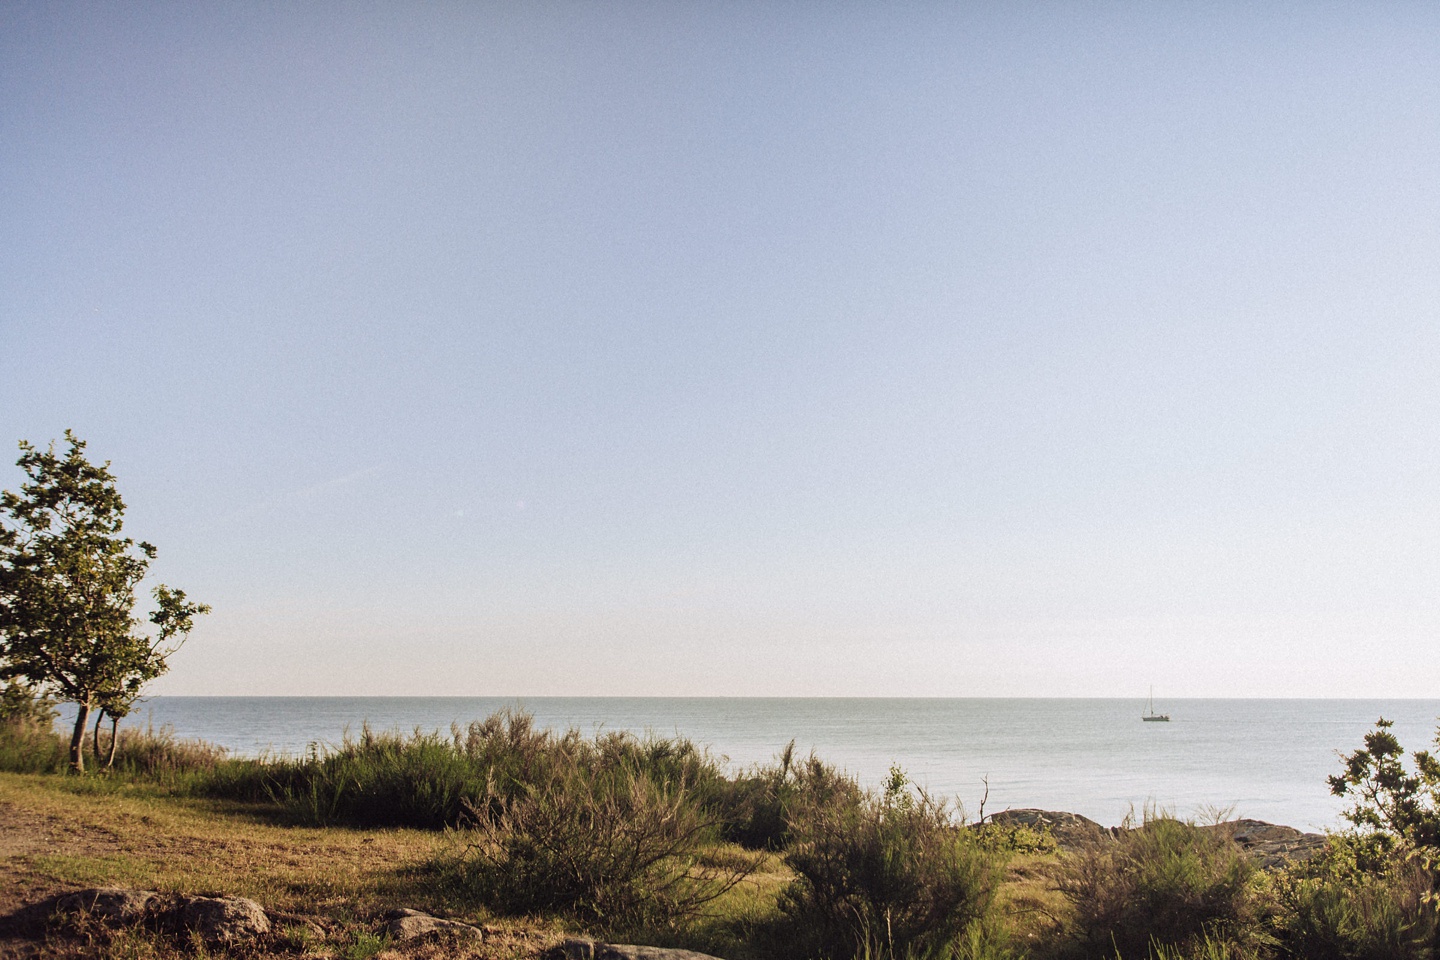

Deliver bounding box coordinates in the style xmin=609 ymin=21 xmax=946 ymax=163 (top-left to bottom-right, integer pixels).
xmin=1221 ymin=819 xmax=1304 ymax=845
xmin=988 ymin=809 xmax=1110 ymax=848
xmin=54 ymin=888 xmax=156 ymax=923
xmin=548 ymin=938 xmax=728 ymax=960
xmin=179 ymin=895 xmax=271 ymax=943
xmin=383 ymin=909 xmax=484 ymax=942
xmin=1201 ymin=819 xmax=1326 ymax=869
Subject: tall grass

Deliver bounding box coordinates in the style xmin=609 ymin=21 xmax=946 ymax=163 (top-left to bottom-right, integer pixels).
xmin=0 ymin=702 xmax=223 ymax=779
xmin=197 ymin=709 xmax=737 ymax=830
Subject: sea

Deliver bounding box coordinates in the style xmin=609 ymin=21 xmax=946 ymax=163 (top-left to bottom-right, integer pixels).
xmin=69 ymin=697 xmax=1440 ymax=833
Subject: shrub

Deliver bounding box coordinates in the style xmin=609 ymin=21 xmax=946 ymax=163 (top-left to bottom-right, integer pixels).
xmin=1268 ymin=834 xmax=1438 ymax=960
xmin=0 ymin=682 xmax=66 ymax=772
xmin=191 ymin=709 xmax=734 ymax=832
xmin=1059 ymin=813 xmax=1260 ymax=959
xmin=280 ymin=726 xmax=486 ymax=828
xmin=0 ymin=680 xmax=57 ymax=729
xmin=778 ymin=766 xmax=1004 ymax=960
xmin=708 ymin=741 xmax=798 ymax=850
xmin=441 ymin=751 xmax=755 ymax=926
xmin=1329 ymin=718 xmax=1440 ymax=852
xmin=709 ymin=743 xmax=869 ymax=852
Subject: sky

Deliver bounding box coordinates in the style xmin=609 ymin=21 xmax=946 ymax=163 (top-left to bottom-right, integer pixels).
xmin=2 ymin=2 xmax=1438 ymax=697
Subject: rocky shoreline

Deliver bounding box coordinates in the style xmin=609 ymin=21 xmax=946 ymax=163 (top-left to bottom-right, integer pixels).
xmin=988 ymin=808 xmax=1327 ymax=868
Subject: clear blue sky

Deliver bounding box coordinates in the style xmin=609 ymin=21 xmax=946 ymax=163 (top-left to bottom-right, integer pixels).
xmin=3 ymin=3 xmax=1438 ymax=696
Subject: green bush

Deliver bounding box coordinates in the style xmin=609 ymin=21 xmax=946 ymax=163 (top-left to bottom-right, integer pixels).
xmin=190 ymin=709 xmax=736 ymax=832
xmin=778 ymin=766 xmax=1004 ymax=960
xmin=0 ymin=680 xmax=57 ymax=728
xmin=1060 ymin=813 xmax=1260 ymax=959
xmin=0 ymin=682 xmax=67 ymax=772
xmin=440 ymin=750 xmax=755 ymax=926
xmin=708 ymin=742 xmax=869 ymax=852
xmin=1268 ymin=835 xmax=1438 ymax=960
xmin=1329 ymin=718 xmax=1440 ymax=852
xmin=272 ymin=726 xmax=486 ymax=828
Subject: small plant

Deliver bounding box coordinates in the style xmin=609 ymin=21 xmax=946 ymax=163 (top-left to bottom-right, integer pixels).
xmin=342 ymin=930 xmax=389 ymax=960
xmin=1059 ymin=812 xmax=1260 ymax=959
xmin=1147 ymin=931 xmax=1260 ymax=959
xmin=778 ymin=766 xmax=1004 ymax=960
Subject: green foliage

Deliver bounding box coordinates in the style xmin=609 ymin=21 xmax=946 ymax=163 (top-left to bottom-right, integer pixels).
xmin=0 ymin=678 xmax=56 ymax=729
xmin=1146 ymin=931 xmax=1263 ymax=959
xmin=105 ymin=723 xmax=228 ymax=779
xmin=0 ymin=432 xmax=208 ymax=772
xmin=1329 ymin=718 xmax=1440 ymax=852
xmin=0 ymin=680 xmax=67 ymax=772
xmin=443 ymin=749 xmax=755 ymax=927
xmin=778 ymin=766 xmax=1004 ymax=960
xmin=0 ymin=713 xmax=227 ymax=779
xmin=342 ymin=931 xmax=389 ymax=960
xmin=1060 ymin=813 xmax=1260 ymax=959
xmin=281 ymin=726 xmax=488 ymax=828
xmin=208 ymin=709 xmax=733 ymax=832
xmin=710 ymin=741 xmax=869 ymax=852
xmin=1265 ymin=832 xmax=1439 ymax=960
xmin=970 ymin=821 xmax=1058 ymax=857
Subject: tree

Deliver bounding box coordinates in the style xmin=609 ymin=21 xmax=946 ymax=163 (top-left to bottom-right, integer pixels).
xmin=0 ymin=432 xmax=209 ymax=772
xmin=1330 ymin=717 xmax=1440 ymax=852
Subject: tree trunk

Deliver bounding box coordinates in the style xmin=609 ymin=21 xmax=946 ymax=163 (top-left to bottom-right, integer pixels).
xmin=106 ymin=715 xmax=119 ymax=768
xmin=93 ymin=709 xmax=104 ymax=759
xmin=69 ymin=700 xmax=91 ymax=774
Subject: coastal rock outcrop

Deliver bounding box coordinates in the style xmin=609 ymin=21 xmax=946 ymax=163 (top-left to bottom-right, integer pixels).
xmin=987 ymin=811 xmax=1325 ymax=867
xmin=987 ymin=809 xmax=1110 ymax=847
xmin=548 ymin=938 xmax=729 ymax=960
xmin=1203 ymin=818 xmax=1326 ymax=868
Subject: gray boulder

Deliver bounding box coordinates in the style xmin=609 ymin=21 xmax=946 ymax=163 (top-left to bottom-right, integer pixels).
xmin=54 ymin=888 xmax=156 ymax=923
xmin=1202 ymin=818 xmax=1327 ymax=869
xmin=179 ymin=895 xmax=271 ymax=943
xmin=384 ymin=908 xmax=484 ymax=941
xmin=549 ymin=937 xmax=728 ymax=960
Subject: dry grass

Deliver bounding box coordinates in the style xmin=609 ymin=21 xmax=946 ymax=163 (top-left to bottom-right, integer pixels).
xmin=0 ymin=772 xmax=567 ymax=959
xmin=994 ymin=852 xmax=1071 ymax=953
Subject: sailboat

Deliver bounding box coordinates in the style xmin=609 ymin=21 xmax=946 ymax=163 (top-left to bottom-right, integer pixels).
xmin=1143 ymin=687 xmax=1170 ymax=722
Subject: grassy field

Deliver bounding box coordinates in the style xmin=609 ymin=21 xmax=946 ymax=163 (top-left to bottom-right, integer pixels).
xmin=0 ymin=769 xmax=1070 ymax=960
xmin=0 ymin=771 xmax=560 ymax=959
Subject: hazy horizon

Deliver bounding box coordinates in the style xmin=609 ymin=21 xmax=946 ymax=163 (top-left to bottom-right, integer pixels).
xmin=4 ymin=3 xmax=1438 ymax=698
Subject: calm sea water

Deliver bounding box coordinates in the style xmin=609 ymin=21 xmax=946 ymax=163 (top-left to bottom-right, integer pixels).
xmin=76 ymin=697 xmax=1440 ymax=832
